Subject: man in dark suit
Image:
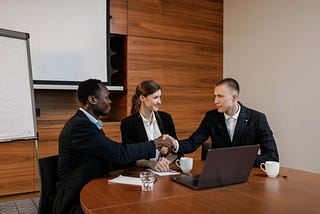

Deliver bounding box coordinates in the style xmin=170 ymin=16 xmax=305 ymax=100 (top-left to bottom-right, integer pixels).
xmin=169 ymin=78 xmax=279 ymax=166
xmin=52 ymin=79 xmax=174 ymax=214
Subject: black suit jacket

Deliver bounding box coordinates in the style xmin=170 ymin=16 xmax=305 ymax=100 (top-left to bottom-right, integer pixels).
xmin=53 ymin=110 xmax=157 ymax=214
xmin=120 ymin=111 xmax=177 ymax=144
xmin=177 ymin=103 xmax=279 ymax=166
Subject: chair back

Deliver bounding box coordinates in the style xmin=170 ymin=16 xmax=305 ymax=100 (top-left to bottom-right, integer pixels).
xmin=38 ymin=155 xmax=58 ymax=214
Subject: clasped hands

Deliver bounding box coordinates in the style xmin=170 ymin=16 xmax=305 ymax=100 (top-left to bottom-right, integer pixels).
xmin=152 ymin=135 xmax=177 ymax=172
xmin=154 ymin=134 xmax=177 ymax=152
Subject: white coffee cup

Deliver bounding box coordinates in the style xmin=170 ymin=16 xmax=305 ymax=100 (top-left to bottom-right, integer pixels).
xmin=175 ymin=157 xmax=193 ymax=173
xmin=260 ymin=161 xmax=280 ymax=178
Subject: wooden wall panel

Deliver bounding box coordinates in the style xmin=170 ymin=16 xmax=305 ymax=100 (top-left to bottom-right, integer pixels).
xmin=126 ymin=0 xmax=223 ymax=159
xmin=0 ymin=141 xmax=34 ymax=196
xmin=127 ymin=36 xmax=222 ymax=142
xmin=128 ymin=0 xmax=223 ymax=44
xmin=35 ymin=90 xmax=78 ymax=125
xmin=110 ymin=0 xmax=128 ymax=35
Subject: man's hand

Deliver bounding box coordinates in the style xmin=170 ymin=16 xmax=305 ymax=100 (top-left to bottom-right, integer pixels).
xmin=162 ymin=134 xmax=177 ymax=150
xmin=154 ymin=135 xmax=177 ymax=150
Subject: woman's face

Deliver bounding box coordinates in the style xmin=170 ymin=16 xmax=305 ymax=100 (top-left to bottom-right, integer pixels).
xmin=140 ymin=89 xmax=162 ymax=112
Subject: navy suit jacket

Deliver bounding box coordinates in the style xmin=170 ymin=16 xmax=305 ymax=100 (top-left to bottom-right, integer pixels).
xmin=120 ymin=111 xmax=177 ymax=144
xmin=53 ymin=110 xmax=157 ymax=214
xmin=177 ymin=103 xmax=279 ymax=166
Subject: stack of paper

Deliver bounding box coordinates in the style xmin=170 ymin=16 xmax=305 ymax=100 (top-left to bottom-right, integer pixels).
xmin=146 ymin=169 xmax=180 ymax=176
xmin=108 ymin=175 xmax=142 ymax=186
xmin=108 ymin=169 xmax=180 ymax=186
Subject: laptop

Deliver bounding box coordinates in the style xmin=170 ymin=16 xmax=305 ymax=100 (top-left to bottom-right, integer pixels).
xmin=172 ymin=145 xmax=259 ymax=190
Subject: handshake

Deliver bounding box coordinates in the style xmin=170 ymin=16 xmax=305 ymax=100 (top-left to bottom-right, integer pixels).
xmin=153 ymin=134 xmax=177 ymax=152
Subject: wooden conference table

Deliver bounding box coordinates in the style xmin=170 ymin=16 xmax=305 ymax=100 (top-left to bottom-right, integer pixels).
xmin=80 ymin=160 xmax=320 ymax=214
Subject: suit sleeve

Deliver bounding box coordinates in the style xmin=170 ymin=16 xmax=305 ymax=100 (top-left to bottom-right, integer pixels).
xmin=254 ymin=113 xmax=279 ymax=166
xmin=164 ymin=113 xmax=178 ymax=139
xmin=177 ymin=114 xmax=211 ymax=154
xmin=71 ymin=119 xmax=156 ymax=164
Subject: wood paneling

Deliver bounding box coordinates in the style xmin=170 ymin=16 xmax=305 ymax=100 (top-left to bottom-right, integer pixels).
xmin=35 ymin=90 xmax=78 ymax=121
xmin=125 ymin=0 xmax=223 ymax=159
xmin=110 ymin=0 xmax=128 ymax=35
xmin=127 ymin=36 xmax=222 ymax=139
xmin=0 ymin=141 xmax=34 ymax=195
xmin=128 ymin=0 xmax=223 ymax=44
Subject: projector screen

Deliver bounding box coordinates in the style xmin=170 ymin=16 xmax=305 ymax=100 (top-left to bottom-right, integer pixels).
xmin=0 ymin=0 xmax=107 ymax=88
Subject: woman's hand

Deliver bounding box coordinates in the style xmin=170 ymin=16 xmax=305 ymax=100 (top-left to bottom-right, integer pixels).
xmin=153 ymin=157 xmax=170 ymax=172
xmin=159 ymin=146 xmax=169 ymax=155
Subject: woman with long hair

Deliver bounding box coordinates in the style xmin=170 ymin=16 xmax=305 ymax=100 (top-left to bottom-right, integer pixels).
xmin=120 ymin=80 xmax=178 ymax=171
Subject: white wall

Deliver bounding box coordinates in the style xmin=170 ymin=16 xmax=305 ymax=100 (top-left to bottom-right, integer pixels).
xmin=224 ymin=0 xmax=320 ymax=173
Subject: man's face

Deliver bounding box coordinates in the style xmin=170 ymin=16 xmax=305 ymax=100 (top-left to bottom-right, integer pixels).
xmin=92 ymin=85 xmax=112 ymax=116
xmin=140 ymin=89 xmax=162 ymax=112
xmin=214 ymin=84 xmax=238 ymax=115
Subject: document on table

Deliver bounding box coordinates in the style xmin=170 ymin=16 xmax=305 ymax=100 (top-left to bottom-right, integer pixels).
xmin=108 ymin=169 xmax=180 ymax=186
xmin=147 ymin=168 xmax=180 ymax=176
xmin=108 ymin=175 xmax=142 ymax=186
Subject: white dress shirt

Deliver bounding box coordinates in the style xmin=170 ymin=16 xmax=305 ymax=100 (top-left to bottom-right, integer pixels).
xmin=140 ymin=111 xmax=161 ymax=161
xmin=224 ymin=104 xmax=241 ymax=141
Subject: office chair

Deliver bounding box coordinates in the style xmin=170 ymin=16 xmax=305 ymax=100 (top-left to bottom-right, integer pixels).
xmin=37 ymin=155 xmax=59 ymax=214
xmin=201 ymin=141 xmax=211 ymax=160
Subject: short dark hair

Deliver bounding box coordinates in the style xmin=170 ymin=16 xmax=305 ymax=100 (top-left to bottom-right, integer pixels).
xmin=215 ymin=78 xmax=240 ymax=93
xmin=77 ymin=79 xmax=103 ymax=105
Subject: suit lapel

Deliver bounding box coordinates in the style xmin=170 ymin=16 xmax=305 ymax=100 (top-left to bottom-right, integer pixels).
xmin=134 ymin=114 xmax=149 ymax=141
xmin=216 ymin=113 xmax=231 ymax=143
xmin=154 ymin=112 xmax=163 ymax=134
xmin=232 ymin=105 xmax=249 ymax=144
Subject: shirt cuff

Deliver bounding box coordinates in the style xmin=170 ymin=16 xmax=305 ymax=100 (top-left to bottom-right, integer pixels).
xmin=172 ymin=140 xmax=179 ymax=153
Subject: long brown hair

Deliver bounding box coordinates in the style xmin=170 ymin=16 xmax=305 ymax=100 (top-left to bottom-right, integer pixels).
xmin=131 ymin=80 xmax=162 ymax=115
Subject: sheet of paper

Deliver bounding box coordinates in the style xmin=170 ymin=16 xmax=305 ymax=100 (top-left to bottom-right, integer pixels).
xmin=147 ymin=168 xmax=180 ymax=176
xmin=108 ymin=175 xmax=142 ymax=186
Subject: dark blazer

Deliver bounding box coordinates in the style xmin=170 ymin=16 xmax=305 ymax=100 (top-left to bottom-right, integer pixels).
xmin=53 ymin=110 xmax=157 ymax=214
xmin=177 ymin=103 xmax=279 ymax=166
xmin=120 ymin=111 xmax=177 ymax=144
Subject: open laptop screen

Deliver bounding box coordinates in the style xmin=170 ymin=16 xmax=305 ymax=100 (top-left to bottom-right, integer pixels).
xmin=172 ymin=145 xmax=259 ymax=190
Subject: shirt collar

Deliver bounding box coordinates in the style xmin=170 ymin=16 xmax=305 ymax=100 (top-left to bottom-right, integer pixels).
xmin=224 ymin=104 xmax=241 ymax=120
xmin=79 ymin=108 xmax=103 ymax=129
xmin=140 ymin=111 xmax=157 ymax=125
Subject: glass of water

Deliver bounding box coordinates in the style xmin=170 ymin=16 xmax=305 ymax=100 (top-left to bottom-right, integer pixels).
xmin=140 ymin=171 xmax=155 ymax=191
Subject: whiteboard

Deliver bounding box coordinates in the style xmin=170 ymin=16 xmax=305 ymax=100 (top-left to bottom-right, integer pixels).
xmin=0 ymin=0 xmax=107 ymax=88
xmin=0 ymin=28 xmax=37 ymax=142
